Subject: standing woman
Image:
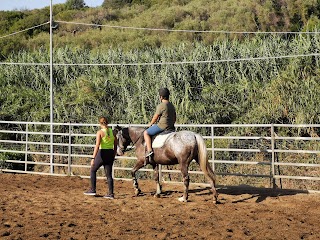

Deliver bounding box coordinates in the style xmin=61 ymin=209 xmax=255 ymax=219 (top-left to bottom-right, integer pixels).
xmin=84 ymin=116 xmax=117 ymax=199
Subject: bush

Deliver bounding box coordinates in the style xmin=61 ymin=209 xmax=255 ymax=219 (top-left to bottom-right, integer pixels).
xmin=66 ymin=0 xmax=86 ymax=10
xmin=0 ymin=152 xmax=34 ymax=171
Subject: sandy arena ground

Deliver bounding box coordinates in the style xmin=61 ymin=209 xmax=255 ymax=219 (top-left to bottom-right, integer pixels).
xmin=0 ymin=173 xmax=319 ymax=240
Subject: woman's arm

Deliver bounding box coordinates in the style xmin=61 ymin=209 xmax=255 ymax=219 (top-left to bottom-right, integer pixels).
xmin=113 ymin=131 xmax=118 ymax=157
xmin=91 ymin=131 xmax=101 ymax=166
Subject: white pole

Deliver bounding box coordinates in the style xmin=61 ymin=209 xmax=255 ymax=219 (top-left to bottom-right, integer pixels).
xmin=49 ymin=0 xmax=54 ymax=174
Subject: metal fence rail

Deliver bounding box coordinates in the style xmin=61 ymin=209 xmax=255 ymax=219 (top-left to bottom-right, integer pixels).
xmin=0 ymin=121 xmax=319 ymax=192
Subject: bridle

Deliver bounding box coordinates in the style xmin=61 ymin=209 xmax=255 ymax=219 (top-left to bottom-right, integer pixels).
xmin=117 ymin=128 xmax=145 ymax=153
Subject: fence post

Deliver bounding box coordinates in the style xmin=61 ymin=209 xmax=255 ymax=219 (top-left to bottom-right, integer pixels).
xmin=271 ymin=124 xmax=276 ymax=188
xmin=111 ymin=125 xmax=114 ymax=178
xmin=68 ymin=122 xmax=72 ymax=175
xmin=211 ymin=126 xmax=215 ymax=172
xmin=24 ymin=123 xmax=28 ymax=172
xmin=159 ymin=164 xmax=162 ymax=183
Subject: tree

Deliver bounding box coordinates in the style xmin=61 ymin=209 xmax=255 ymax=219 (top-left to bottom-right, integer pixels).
xmin=65 ymin=0 xmax=86 ymax=10
xmin=102 ymin=0 xmax=132 ymax=9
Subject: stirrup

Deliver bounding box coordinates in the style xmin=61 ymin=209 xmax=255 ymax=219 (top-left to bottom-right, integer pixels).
xmin=144 ymin=151 xmax=154 ymax=166
xmin=146 ymin=151 xmax=154 ymax=157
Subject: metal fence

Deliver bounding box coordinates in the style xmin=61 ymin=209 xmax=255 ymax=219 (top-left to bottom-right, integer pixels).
xmin=0 ymin=121 xmax=319 ymax=192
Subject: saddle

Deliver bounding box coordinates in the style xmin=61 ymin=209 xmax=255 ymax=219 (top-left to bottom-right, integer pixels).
xmin=151 ymin=130 xmax=175 ymax=148
xmin=144 ymin=130 xmax=175 ymax=166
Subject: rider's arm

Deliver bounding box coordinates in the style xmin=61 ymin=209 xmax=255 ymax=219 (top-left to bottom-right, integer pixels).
xmin=149 ymin=113 xmax=160 ymax=127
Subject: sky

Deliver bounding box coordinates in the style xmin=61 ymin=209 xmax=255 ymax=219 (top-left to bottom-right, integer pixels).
xmin=0 ymin=0 xmax=104 ymax=11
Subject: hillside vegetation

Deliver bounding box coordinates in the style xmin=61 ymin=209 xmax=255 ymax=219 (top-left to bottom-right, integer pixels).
xmin=0 ymin=0 xmax=320 ymax=126
xmin=1 ymin=0 xmax=320 ymax=56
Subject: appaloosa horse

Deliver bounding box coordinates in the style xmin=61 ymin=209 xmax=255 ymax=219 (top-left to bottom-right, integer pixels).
xmin=116 ymin=126 xmax=219 ymax=203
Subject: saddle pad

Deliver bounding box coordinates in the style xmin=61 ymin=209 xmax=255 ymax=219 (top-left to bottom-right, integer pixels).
xmin=152 ymin=133 xmax=173 ymax=148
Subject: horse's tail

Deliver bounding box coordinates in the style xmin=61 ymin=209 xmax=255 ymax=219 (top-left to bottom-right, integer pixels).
xmin=195 ymin=134 xmax=216 ymax=184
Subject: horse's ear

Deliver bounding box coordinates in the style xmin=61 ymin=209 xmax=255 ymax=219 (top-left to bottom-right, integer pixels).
xmin=115 ymin=125 xmax=122 ymax=131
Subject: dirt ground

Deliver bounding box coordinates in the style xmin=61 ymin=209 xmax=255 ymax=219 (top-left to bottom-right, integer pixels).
xmin=0 ymin=173 xmax=319 ymax=240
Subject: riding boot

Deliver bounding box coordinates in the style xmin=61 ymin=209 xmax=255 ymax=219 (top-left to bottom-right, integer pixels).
xmin=145 ymin=150 xmax=154 ymax=166
xmin=148 ymin=155 xmax=154 ymax=165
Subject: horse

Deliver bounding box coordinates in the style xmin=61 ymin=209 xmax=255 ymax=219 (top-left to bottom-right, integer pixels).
xmin=115 ymin=126 xmax=219 ymax=203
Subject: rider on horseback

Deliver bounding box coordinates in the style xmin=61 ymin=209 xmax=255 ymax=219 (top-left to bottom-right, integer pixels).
xmin=144 ymin=87 xmax=176 ymax=158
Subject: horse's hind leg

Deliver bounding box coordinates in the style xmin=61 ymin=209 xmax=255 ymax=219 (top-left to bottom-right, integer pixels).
xmin=153 ymin=164 xmax=162 ymax=198
xmin=131 ymin=160 xmax=144 ymax=196
xmin=213 ymin=183 xmax=219 ymax=203
xmin=209 ymin=178 xmax=219 ymax=203
xmin=178 ymin=165 xmax=190 ymax=203
xmin=207 ymin=167 xmax=219 ymax=204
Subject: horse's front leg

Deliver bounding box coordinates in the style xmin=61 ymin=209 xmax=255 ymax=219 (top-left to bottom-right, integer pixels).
xmin=178 ymin=164 xmax=189 ymax=203
xmin=153 ymin=164 xmax=162 ymax=198
xmin=131 ymin=160 xmax=145 ymax=196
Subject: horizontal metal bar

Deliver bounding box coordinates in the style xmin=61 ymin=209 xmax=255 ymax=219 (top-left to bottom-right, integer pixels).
xmin=4 ymin=160 xmax=89 ymax=169
xmin=274 ymin=162 xmax=320 ymax=167
xmin=1 ymin=121 xmax=320 ymax=128
xmin=2 ymin=132 xmax=318 ymax=141
xmin=0 ymin=140 xmax=95 ymax=148
xmin=212 ymin=136 xmax=271 ymax=140
xmin=0 ymin=149 xmax=25 ymax=154
xmin=0 ymin=130 xmax=96 ymax=137
xmin=213 ymin=160 xmax=271 ymax=165
xmin=1 ymin=169 xmax=319 ymax=193
xmin=0 ymin=149 xmax=92 ymax=158
xmin=274 ymin=175 xmax=320 ymax=181
xmin=274 ymin=149 xmax=320 ymax=154
xmin=69 ymin=164 xmax=90 ymax=168
xmin=3 ymin=160 xmax=138 ymax=170
xmin=0 ymin=121 xmax=99 ymax=127
xmin=113 ymin=167 xmax=154 ymax=172
xmin=213 ymin=148 xmax=320 ymax=154
xmin=5 ymin=160 xmax=66 ymax=167
xmin=71 ymin=133 xmax=96 ymax=137
xmin=1 ymin=169 xmax=68 ymax=176
xmin=216 ymin=172 xmax=271 ymax=178
xmin=4 ymin=161 xmax=318 ymax=171
xmin=0 ymin=150 xmax=135 ymax=160
xmin=275 ymin=136 xmax=320 ymax=141
xmin=115 ymin=156 xmax=137 ymax=160
xmin=141 ymin=169 xmax=271 ymax=178
xmin=212 ymin=136 xmax=320 ymax=141
xmin=213 ymin=148 xmax=263 ymax=152
xmin=2 ymin=163 xmax=263 ymax=178
xmin=273 ymin=124 xmax=320 ymax=127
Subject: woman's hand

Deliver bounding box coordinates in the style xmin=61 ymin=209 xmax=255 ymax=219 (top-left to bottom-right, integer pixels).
xmin=91 ymin=158 xmax=94 ymax=167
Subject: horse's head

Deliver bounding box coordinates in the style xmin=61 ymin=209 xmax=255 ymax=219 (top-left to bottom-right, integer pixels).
xmin=115 ymin=126 xmax=131 ymax=156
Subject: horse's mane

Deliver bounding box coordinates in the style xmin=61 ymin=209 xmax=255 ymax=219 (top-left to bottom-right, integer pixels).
xmin=128 ymin=127 xmax=145 ymax=134
xmin=126 ymin=127 xmax=145 ymax=143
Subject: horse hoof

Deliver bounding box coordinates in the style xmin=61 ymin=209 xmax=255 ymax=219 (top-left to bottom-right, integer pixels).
xmin=178 ymin=197 xmax=187 ymax=203
xmin=154 ymin=194 xmax=160 ymax=198
xmin=134 ymin=189 xmax=141 ymax=196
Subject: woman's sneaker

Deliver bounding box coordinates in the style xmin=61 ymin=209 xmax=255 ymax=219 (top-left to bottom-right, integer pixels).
xmin=103 ymin=194 xmax=114 ymax=199
xmin=83 ymin=189 xmax=96 ymax=196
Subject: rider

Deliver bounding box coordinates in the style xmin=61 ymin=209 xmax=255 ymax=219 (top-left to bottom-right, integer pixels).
xmin=144 ymin=87 xmax=176 ymax=158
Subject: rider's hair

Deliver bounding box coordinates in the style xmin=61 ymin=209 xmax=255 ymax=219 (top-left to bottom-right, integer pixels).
xmin=159 ymin=87 xmax=170 ymax=100
xmin=99 ymin=116 xmax=108 ymax=127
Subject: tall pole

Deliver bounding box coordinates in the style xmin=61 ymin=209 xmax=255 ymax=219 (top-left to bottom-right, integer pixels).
xmin=50 ymin=0 xmax=54 ymax=174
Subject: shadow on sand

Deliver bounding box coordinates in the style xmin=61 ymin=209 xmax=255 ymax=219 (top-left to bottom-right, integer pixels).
xmin=186 ymin=185 xmax=309 ymax=203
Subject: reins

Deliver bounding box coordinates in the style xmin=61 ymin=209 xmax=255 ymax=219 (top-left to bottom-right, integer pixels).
xmin=122 ymin=128 xmax=146 ymax=153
